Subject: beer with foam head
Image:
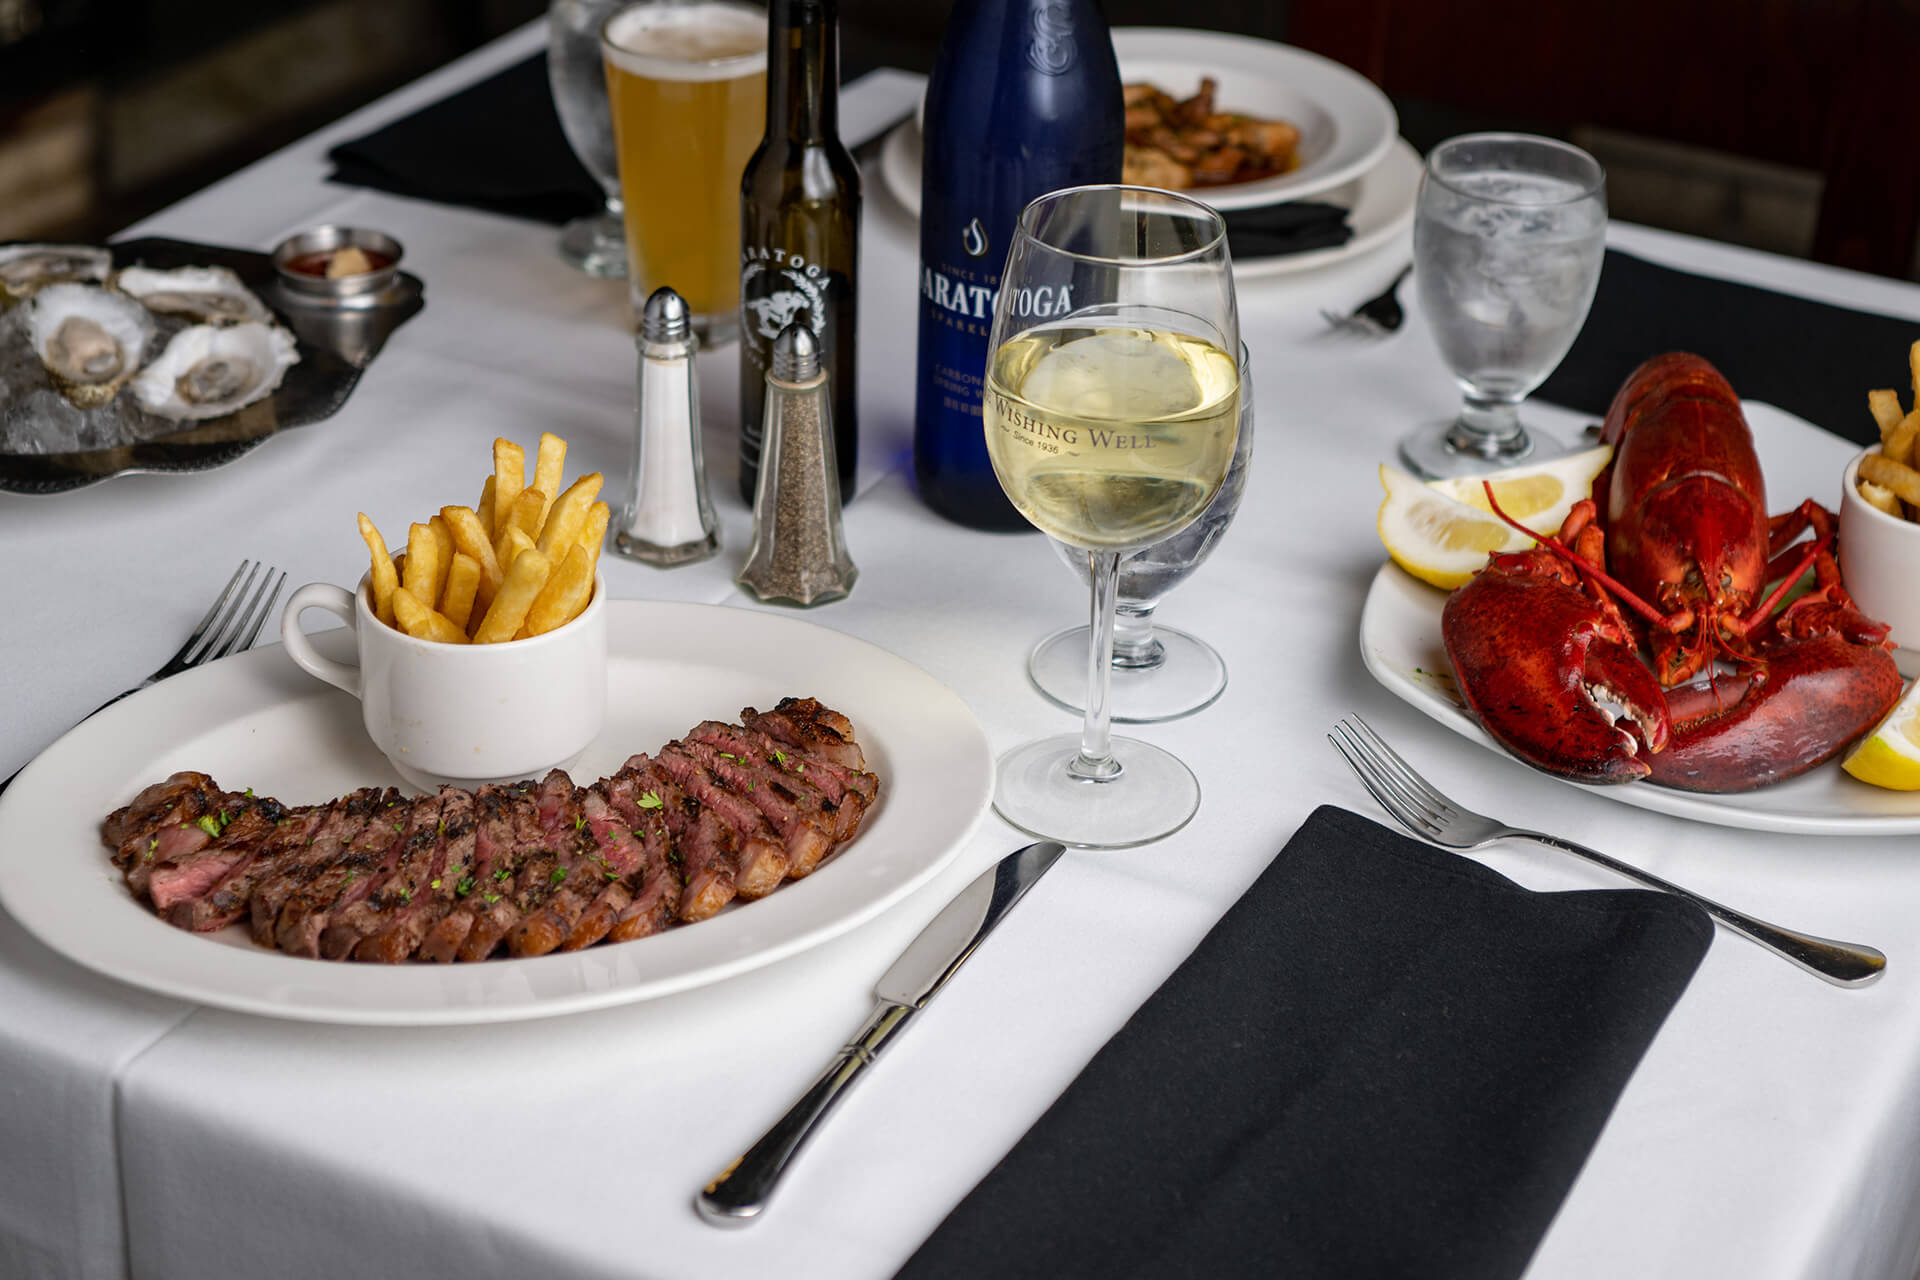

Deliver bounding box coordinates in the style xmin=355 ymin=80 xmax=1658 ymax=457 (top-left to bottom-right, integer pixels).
xmin=602 ymin=1 xmax=767 ymax=340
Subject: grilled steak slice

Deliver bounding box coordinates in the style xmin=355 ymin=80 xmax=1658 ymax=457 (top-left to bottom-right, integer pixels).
xmin=622 ymin=755 xmax=739 ymax=921
xmin=272 ymin=792 xmax=415 ymax=957
xmin=248 ymin=787 xmax=395 ymax=945
xmin=687 ymin=721 xmax=875 ymax=842
xmin=104 ymin=771 xmax=218 ymax=859
xmin=354 ymin=788 xmax=479 ymax=963
xmin=602 ymin=768 xmax=683 ymax=942
xmin=653 ymin=748 xmax=788 ymax=897
xmin=678 ymin=737 xmax=836 ymax=877
xmin=505 ymin=785 xmax=603 ymax=958
xmin=147 ymin=794 xmax=294 ymax=913
xmin=171 ymin=805 xmax=329 ymax=932
xmin=458 ymin=772 xmax=578 ymax=961
xmin=529 ymin=785 xmax=647 ymax=953
xmin=319 ymin=792 xmax=449 ymax=960
xmin=418 ymin=783 xmax=523 ymax=963
xmin=113 ymin=775 xmax=240 ymax=902
xmin=742 ymin=698 xmax=866 ymax=771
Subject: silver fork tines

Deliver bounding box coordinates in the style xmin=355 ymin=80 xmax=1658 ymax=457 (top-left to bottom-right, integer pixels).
xmin=1327 ymin=715 xmax=1887 ymax=987
xmin=1321 ymin=264 xmax=1411 ymax=338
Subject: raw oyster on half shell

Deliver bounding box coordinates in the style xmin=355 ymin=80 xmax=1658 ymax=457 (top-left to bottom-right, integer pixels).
xmin=25 ymin=283 xmax=158 ymax=408
xmin=0 ymin=244 xmax=112 ymax=303
xmin=129 ymin=321 xmax=298 ymax=421
xmin=111 ymin=265 xmax=273 ymax=325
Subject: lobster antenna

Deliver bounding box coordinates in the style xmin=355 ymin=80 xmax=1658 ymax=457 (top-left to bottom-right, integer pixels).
xmin=1477 ymin=481 xmax=1670 ymax=626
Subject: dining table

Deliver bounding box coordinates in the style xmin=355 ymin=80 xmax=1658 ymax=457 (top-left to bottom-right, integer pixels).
xmin=9 ymin=17 xmax=1920 ymax=1280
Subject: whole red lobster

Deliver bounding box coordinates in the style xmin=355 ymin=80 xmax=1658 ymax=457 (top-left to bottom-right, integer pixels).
xmin=1442 ymin=352 xmax=1901 ymax=792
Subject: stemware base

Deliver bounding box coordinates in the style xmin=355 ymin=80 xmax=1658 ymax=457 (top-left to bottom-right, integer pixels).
xmin=1396 ymin=415 xmax=1568 ymax=480
xmin=993 ymin=735 xmax=1200 ymax=849
xmin=558 ymin=210 xmax=628 ymax=279
xmin=1028 ymin=624 xmax=1228 ymax=723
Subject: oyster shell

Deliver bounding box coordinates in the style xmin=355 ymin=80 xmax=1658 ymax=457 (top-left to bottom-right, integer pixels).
xmin=25 ymin=283 xmax=158 ymax=408
xmin=0 ymin=244 xmax=112 ymax=304
xmin=129 ymin=322 xmax=298 ymax=421
xmin=111 ymin=265 xmax=273 ymax=325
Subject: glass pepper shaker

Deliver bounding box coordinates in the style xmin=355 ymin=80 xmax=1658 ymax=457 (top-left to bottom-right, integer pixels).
xmin=610 ymin=286 xmax=720 ymax=567
xmin=738 ymin=322 xmax=857 ymax=605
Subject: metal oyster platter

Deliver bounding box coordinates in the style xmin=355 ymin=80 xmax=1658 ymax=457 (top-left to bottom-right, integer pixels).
xmin=0 ymin=236 xmax=424 ymax=495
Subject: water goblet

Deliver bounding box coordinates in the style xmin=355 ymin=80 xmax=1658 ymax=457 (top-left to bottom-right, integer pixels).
xmin=1028 ymin=345 xmax=1254 ymax=722
xmin=548 ymin=0 xmax=629 ymax=279
xmin=1398 ymin=132 xmax=1606 ymax=479
xmin=984 ymin=185 xmax=1241 ymax=848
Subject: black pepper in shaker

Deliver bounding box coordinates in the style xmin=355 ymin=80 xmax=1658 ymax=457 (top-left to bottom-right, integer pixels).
xmin=737 ymin=322 xmax=857 ymax=605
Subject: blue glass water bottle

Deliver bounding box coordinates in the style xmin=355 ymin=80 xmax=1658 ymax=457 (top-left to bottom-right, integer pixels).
xmin=912 ymin=0 xmax=1124 ymax=530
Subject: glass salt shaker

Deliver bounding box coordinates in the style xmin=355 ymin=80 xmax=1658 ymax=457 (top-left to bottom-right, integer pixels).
xmin=610 ymin=286 xmax=720 ymax=566
xmin=737 ymin=322 xmax=857 ymax=605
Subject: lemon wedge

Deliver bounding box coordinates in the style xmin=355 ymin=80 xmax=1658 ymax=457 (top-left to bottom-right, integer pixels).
xmin=1424 ymin=444 xmax=1614 ymax=536
xmin=1842 ymin=679 xmax=1920 ymax=790
xmin=1377 ymin=464 xmax=1534 ymax=590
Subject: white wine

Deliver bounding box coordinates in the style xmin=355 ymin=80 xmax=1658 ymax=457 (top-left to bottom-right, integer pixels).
xmin=984 ymin=327 xmax=1240 ymax=550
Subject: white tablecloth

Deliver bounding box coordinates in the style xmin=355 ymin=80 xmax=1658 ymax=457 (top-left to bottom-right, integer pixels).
xmin=8 ymin=20 xmax=1920 ymax=1280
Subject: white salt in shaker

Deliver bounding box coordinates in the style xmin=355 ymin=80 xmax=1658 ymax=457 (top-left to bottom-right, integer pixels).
xmin=610 ymin=286 xmax=720 ymax=567
xmin=738 ymin=323 xmax=857 ymax=605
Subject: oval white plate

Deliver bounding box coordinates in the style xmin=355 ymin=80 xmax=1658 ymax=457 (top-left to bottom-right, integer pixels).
xmin=887 ymin=27 xmax=1397 ymax=215
xmin=0 ymin=601 xmax=993 ymax=1024
xmin=1358 ymin=402 xmax=1920 ymax=836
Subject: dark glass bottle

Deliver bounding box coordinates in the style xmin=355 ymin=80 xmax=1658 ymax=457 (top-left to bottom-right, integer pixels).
xmin=912 ymin=0 xmax=1124 ymax=530
xmin=739 ymin=0 xmax=860 ymax=505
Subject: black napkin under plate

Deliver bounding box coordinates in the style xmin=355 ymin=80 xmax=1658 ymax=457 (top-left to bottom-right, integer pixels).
xmin=1224 ymin=200 xmax=1352 ymax=260
xmin=1537 ymin=248 xmax=1920 ymax=445
xmin=898 ymin=805 xmax=1711 ymax=1280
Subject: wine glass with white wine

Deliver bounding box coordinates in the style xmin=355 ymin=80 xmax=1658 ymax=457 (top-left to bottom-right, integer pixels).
xmin=984 ymin=185 xmax=1241 ymax=848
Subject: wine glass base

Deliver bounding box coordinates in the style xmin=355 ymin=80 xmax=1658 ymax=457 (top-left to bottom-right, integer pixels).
xmin=558 ymin=211 xmax=627 ymax=279
xmin=1397 ymin=416 xmax=1567 ymax=480
xmin=993 ymin=735 xmax=1200 ymax=849
xmin=1028 ymin=625 xmax=1228 ymax=723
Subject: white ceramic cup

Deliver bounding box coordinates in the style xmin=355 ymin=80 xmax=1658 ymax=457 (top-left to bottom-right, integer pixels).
xmin=1840 ymin=448 xmax=1920 ymax=665
xmin=280 ymin=574 xmax=608 ymax=792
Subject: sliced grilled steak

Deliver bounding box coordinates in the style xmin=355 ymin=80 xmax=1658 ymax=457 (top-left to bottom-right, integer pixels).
xmin=741 ymin=697 xmax=866 ymax=771
xmin=418 ymin=783 xmax=524 ymax=963
xmin=171 ymin=804 xmax=329 ymax=932
xmin=623 ymin=755 xmax=738 ymax=921
xmin=248 ymin=787 xmax=395 ymax=946
xmin=686 ymin=721 xmax=875 ymax=842
xmin=678 ymin=737 xmax=837 ymax=877
xmin=602 ymin=767 xmax=682 ymax=942
xmin=505 ymin=784 xmax=604 ymax=958
xmin=458 ymin=772 xmax=578 ymax=961
xmin=529 ymin=785 xmax=647 ymax=954
xmin=319 ymin=792 xmax=449 ymax=959
xmin=147 ymin=795 xmax=293 ymax=913
xmin=104 ymin=771 xmax=218 ymax=858
xmin=653 ymin=747 xmax=788 ymax=897
xmin=272 ymin=792 xmax=416 ymax=957
xmin=354 ymin=788 xmax=479 ymax=963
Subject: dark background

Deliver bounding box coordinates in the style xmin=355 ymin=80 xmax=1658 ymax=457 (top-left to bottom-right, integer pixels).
xmin=1 ymin=0 xmax=1906 ymax=278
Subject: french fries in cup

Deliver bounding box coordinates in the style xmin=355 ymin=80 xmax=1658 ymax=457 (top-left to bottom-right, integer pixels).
xmin=1843 ymin=347 xmax=1920 ymax=653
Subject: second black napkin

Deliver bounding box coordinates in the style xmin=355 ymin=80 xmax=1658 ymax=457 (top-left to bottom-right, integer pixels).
xmin=1537 ymin=247 xmax=1920 ymax=445
xmin=898 ymin=805 xmax=1711 ymax=1280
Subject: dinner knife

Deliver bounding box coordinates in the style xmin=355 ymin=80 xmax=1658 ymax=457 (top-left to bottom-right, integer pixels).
xmin=696 ymin=838 xmax=1067 ymax=1226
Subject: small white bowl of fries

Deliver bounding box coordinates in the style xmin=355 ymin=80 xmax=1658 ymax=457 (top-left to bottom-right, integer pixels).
xmin=1842 ymin=418 xmax=1920 ymax=665
xmin=282 ymin=432 xmax=612 ymax=791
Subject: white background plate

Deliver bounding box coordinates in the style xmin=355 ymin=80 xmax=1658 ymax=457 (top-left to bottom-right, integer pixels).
xmin=0 ymin=601 xmax=993 ymax=1024
xmin=882 ymin=27 xmax=1398 ymax=215
xmin=1360 ymin=401 xmax=1920 ymax=835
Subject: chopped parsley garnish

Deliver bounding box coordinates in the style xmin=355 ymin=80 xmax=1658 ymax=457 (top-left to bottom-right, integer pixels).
xmin=493 ymin=868 xmax=511 ymax=883
xmin=430 ymin=878 xmax=442 ymax=890
xmin=574 ymin=815 xmax=586 ymax=831
xmin=437 ymin=820 xmax=446 ymax=836
xmin=719 ymin=752 xmax=739 ymax=762
xmin=774 ymin=750 xmax=788 ymax=766
xmin=195 ymin=815 xmax=222 ymax=837
xmin=396 ymin=888 xmax=412 ymax=904
xmin=637 ymin=791 xmax=663 ymax=810
xmin=455 ymin=877 xmax=475 ymax=897
xmin=549 ymin=867 xmax=568 ymax=886
xmin=483 ymin=892 xmax=501 ymax=905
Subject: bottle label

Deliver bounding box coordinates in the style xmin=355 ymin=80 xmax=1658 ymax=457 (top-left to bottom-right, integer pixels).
xmin=741 ymin=246 xmax=833 ymax=346
xmin=1026 ymin=3 xmax=1076 ymax=76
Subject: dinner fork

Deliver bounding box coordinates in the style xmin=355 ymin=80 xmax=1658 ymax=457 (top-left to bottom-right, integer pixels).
xmin=1327 ymin=715 xmax=1887 ymax=987
xmin=1320 ymin=264 xmax=1412 ymax=337
xmin=0 ymin=560 xmax=285 ymax=795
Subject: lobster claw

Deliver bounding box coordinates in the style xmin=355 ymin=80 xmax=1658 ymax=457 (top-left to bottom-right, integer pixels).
xmin=1442 ymin=553 xmax=1672 ymax=783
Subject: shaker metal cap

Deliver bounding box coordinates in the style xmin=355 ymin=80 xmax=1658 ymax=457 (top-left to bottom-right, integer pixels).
xmin=642 ymin=286 xmax=691 ymax=343
xmin=771 ymin=322 xmax=821 ymax=381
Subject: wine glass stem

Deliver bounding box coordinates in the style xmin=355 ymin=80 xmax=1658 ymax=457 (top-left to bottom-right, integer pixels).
xmin=1446 ymin=391 xmax=1525 ymax=458
xmin=1071 ymin=550 xmax=1124 ymax=782
xmin=1111 ymin=602 xmax=1166 ymax=671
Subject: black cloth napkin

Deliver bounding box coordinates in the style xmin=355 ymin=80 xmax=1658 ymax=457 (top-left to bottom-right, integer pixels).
xmin=1225 ymin=200 xmax=1352 ymax=260
xmin=329 ymin=53 xmax=602 ymax=225
xmin=898 ymin=805 xmax=1711 ymax=1280
xmin=1538 ymin=247 xmax=1919 ymax=445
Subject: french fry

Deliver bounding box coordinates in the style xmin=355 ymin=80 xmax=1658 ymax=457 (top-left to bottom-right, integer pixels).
xmin=492 ymin=438 xmax=526 ymax=540
xmin=402 ymin=522 xmax=441 ymax=605
xmin=440 ymin=504 xmax=503 ymax=607
xmin=392 ymin=587 xmax=469 ymax=644
xmin=474 ymin=547 xmax=551 ymax=643
xmin=1859 ymin=479 xmax=1905 ymax=518
xmin=440 ymin=553 xmax=481 ymax=631
xmin=1861 ymin=452 xmax=1920 ymax=507
xmin=475 ymin=475 xmax=496 ymax=540
xmin=533 ymin=433 xmax=568 ymax=526
xmin=1907 ymin=339 xmax=1920 ymax=408
xmin=357 ymin=513 xmax=399 ymax=628
xmin=536 ymin=472 xmax=604 ymax=559
xmin=505 ymin=487 xmax=546 ymax=542
xmin=524 ymin=545 xmax=594 ymax=637
xmin=426 ymin=515 xmax=454 ymax=608
xmin=1887 ymin=411 xmax=1920 ymax=469
xmin=1870 ymin=389 xmax=1904 ymax=442
xmin=577 ymin=500 xmax=609 ymax=579
xmin=500 ymin=525 xmax=537 ymax=565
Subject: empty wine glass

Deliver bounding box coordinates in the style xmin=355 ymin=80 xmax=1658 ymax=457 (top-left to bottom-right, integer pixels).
xmin=984 ymin=185 xmax=1241 ymax=848
xmin=1399 ymin=133 xmax=1605 ymax=479
xmin=549 ymin=0 xmax=629 ymax=279
xmin=1028 ymin=344 xmax=1253 ymax=722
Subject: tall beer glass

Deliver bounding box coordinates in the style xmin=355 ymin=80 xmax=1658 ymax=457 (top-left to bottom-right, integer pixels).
xmin=602 ymin=1 xmax=766 ymax=342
